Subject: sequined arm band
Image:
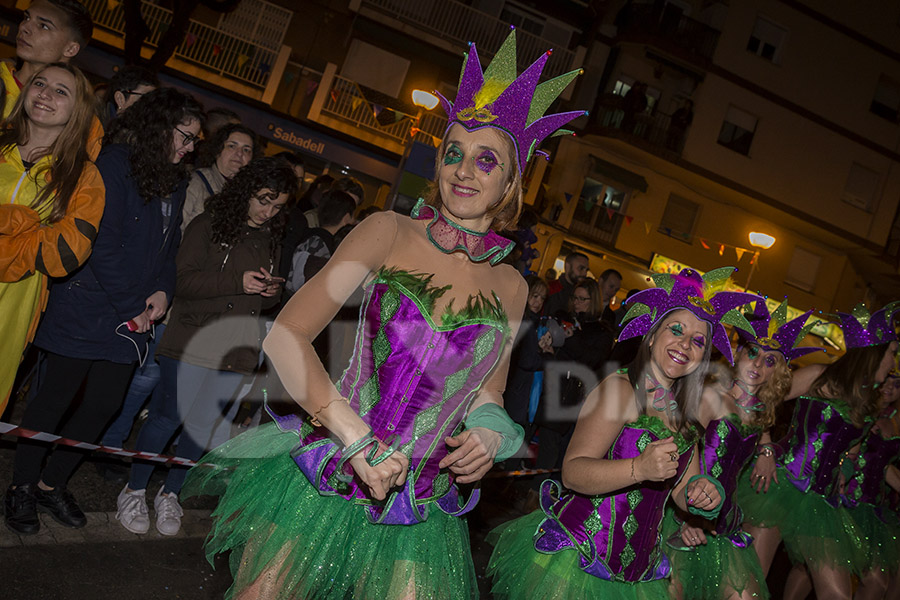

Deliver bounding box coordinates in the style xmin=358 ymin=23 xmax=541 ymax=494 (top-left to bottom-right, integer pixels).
xmin=465 ymin=403 xmax=525 ymax=462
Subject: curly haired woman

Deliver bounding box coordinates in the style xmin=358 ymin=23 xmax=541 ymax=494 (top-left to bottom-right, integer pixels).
xmin=116 ymin=157 xmax=295 ymax=537
xmin=5 ymin=87 xmax=202 ymax=535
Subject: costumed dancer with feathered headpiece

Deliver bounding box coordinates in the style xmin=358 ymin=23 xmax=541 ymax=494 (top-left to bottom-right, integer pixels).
xmin=488 ymin=267 xmax=762 ymax=599
xmin=181 ymin=28 xmax=586 ymax=599
xmin=666 ymin=298 xmax=822 ymax=600
xmin=737 ymin=302 xmax=900 ymax=599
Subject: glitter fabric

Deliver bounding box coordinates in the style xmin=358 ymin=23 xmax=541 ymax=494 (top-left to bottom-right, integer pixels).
xmin=619 ymin=267 xmax=763 ymax=365
xmin=489 ymin=414 xmax=697 ymax=594
xmin=836 ymin=301 xmax=900 ymax=349
xmin=436 ymin=28 xmax=586 ymax=172
xmin=738 ymin=299 xmax=823 ymax=361
xmin=411 ymin=199 xmax=514 ymax=265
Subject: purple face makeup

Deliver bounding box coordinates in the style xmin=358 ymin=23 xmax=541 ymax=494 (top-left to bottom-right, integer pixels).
xmin=475 ymin=149 xmax=504 ymax=175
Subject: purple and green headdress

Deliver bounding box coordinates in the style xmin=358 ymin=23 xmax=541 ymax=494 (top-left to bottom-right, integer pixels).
xmin=436 ymin=28 xmax=587 ymax=173
xmin=619 ymin=267 xmax=763 ymax=364
xmin=835 ymin=302 xmax=900 ymax=349
xmin=738 ymin=299 xmax=824 ymax=362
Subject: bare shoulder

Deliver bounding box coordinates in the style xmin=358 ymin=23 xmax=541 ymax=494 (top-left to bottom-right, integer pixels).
xmin=590 ymin=372 xmax=639 ymax=422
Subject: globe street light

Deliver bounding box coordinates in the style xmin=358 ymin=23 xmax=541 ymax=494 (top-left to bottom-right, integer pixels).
xmin=743 ymin=231 xmax=776 ymax=292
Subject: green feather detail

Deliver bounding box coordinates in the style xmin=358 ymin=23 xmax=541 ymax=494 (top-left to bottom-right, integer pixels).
xmin=721 ymin=308 xmax=756 ymax=335
xmin=651 ymin=272 xmax=676 ymax=294
xmin=528 ymin=68 xmax=582 ymax=126
xmin=375 ymin=267 xmax=449 ymax=317
xmin=440 ymin=290 xmax=507 ymax=329
xmin=483 ymin=32 xmax=518 ymax=87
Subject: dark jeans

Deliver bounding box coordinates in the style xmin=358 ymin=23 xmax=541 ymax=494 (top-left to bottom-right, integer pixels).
xmin=12 ymin=352 xmax=135 ymax=488
xmin=128 ymin=357 xmax=243 ymax=495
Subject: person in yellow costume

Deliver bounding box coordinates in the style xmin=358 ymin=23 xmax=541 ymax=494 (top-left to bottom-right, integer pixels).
xmin=1 ymin=0 xmax=102 ymax=159
xmin=0 ymin=62 xmax=104 ymax=414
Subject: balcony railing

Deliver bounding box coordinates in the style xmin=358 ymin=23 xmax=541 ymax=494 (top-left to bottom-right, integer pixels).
xmin=592 ymin=94 xmax=684 ymax=155
xmin=360 ymin=0 xmax=576 ymax=79
xmin=615 ymin=4 xmax=720 ymax=62
xmin=84 ymin=0 xmax=279 ymax=89
xmin=319 ymin=73 xmax=448 ymax=147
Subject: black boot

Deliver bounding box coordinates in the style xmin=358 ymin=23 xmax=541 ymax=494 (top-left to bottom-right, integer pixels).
xmin=4 ymin=484 xmax=40 ymax=535
xmin=34 ymin=485 xmax=87 ymax=528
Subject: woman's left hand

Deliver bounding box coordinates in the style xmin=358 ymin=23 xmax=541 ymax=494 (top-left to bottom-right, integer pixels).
xmin=680 ymin=522 xmax=708 ymax=547
xmin=685 ymin=477 xmax=721 ymax=511
xmin=438 ymin=427 xmax=501 ymax=484
xmin=750 ymin=454 xmax=778 ymax=493
xmin=145 ymin=290 xmax=169 ymax=321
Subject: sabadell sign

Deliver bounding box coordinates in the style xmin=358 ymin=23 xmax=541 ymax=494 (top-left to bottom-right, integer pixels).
xmin=268 ymin=124 xmax=325 ymax=154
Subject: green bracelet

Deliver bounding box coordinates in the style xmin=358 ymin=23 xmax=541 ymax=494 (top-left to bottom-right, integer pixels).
xmin=464 ymin=403 xmax=524 ymax=462
xmin=686 ymin=474 xmax=725 ymax=519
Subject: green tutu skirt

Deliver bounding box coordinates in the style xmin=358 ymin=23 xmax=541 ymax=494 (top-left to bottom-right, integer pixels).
xmin=487 ymin=510 xmax=671 ymax=600
xmin=848 ymin=504 xmax=900 ymax=572
xmin=735 ymin=467 xmax=867 ymax=574
xmin=182 ymin=422 xmax=477 ymax=600
xmin=661 ymin=508 xmax=769 ymax=599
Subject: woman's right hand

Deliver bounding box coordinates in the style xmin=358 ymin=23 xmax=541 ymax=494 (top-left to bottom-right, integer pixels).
xmin=635 ymin=436 xmax=679 ymax=481
xmin=129 ymin=310 xmax=152 ymax=333
xmin=680 ymin=521 xmax=708 ymax=547
xmin=243 ymin=269 xmax=268 ymax=295
xmin=347 ymin=440 xmax=409 ymax=501
xmin=750 ymin=454 xmax=778 ymax=493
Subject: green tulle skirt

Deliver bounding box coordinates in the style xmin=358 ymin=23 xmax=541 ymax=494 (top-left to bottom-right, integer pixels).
xmin=735 ymin=467 xmax=868 ymax=574
xmin=182 ymin=422 xmax=477 ymax=600
xmin=487 ymin=510 xmax=671 ymax=600
xmin=848 ymin=504 xmax=900 ymax=573
xmin=661 ymin=508 xmax=769 ymax=599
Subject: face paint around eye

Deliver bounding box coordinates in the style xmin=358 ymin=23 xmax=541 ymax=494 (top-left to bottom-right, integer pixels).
xmin=443 ymin=144 xmax=463 ymax=166
xmin=764 ymin=355 xmax=778 ymax=368
xmin=668 ymin=323 xmax=684 ymax=337
xmin=747 ymin=345 xmax=760 ymax=360
xmin=692 ymin=336 xmax=706 ymax=349
xmin=474 ymin=150 xmax=503 ymax=175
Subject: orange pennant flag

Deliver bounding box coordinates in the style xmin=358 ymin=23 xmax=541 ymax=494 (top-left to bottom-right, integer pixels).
xmin=735 ymin=248 xmax=745 ymax=262
xmin=700 ymin=238 xmax=709 ymax=250
xmin=625 ymin=215 xmax=633 ymax=225
xmin=718 ymin=244 xmax=725 ymax=256
xmin=237 ymin=54 xmax=249 ymax=69
xmin=644 ymin=222 xmax=652 ymax=235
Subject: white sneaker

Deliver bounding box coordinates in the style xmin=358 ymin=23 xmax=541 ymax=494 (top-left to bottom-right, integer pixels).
xmin=154 ymin=488 xmax=183 ymax=536
xmin=116 ymin=487 xmax=149 ymax=534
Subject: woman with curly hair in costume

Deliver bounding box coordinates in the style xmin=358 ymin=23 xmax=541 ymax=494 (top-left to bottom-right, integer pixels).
xmin=489 ymin=268 xmax=760 ymax=600
xmin=667 ymin=300 xmax=819 ymax=600
xmin=6 ymin=87 xmax=202 ymax=536
xmin=737 ymin=303 xmax=899 ymax=600
xmin=116 ymin=157 xmax=295 ymax=537
xmin=0 ymin=63 xmax=103 ymax=419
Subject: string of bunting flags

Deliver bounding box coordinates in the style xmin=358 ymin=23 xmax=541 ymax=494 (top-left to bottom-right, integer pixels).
xmin=549 ymin=190 xmax=759 ymax=263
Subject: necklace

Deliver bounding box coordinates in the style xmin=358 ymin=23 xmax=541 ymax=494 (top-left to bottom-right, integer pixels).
xmin=645 ymin=372 xmax=677 ymax=413
xmin=411 ymin=198 xmax=513 ymax=265
xmin=732 ymin=380 xmax=764 ymax=413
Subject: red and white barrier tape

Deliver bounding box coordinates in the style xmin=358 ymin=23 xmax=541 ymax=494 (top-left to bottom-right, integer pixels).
xmin=0 ymin=421 xmax=198 ymax=467
xmin=0 ymin=421 xmax=560 ymax=478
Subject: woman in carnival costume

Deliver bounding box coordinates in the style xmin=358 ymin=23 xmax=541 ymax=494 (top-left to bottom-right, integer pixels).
xmin=839 ymin=354 xmax=900 ymax=600
xmin=182 ymin=30 xmax=586 ymax=599
xmin=667 ymin=299 xmax=822 ymax=600
xmin=877 ymin=370 xmax=900 ymax=599
xmin=488 ymin=267 xmax=761 ymax=600
xmin=737 ymin=302 xmax=900 ymax=599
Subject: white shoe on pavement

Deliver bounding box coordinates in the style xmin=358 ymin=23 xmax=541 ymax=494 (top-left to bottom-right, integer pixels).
xmin=116 ymin=486 xmax=149 ymax=534
xmin=154 ymin=487 xmax=183 ymax=536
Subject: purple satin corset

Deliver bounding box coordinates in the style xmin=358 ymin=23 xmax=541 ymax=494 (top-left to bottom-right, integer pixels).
xmin=844 ymin=431 xmax=900 ymax=507
xmin=534 ymin=415 xmax=697 ymax=583
xmin=269 ymin=268 xmax=508 ymax=524
xmin=701 ymin=414 xmax=760 ymax=544
xmin=779 ymin=396 xmax=871 ymax=497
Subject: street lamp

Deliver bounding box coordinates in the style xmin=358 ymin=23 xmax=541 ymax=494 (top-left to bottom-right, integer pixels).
xmin=390 ymin=90 xmax=440 ymax=210
xmin=743 ymin=231 xmax=776 ymax=292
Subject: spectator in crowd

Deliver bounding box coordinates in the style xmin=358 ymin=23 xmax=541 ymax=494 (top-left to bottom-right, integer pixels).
xmin=117 ymin=157 xmax=293 ymax=537
xmin=182 ymin=123 xmax=258 ymax=230
xmin=666 ymin=98 xmax=694 ymax=151
xmin=201 ymin=106 xmax=239 ymax=140
xmin=101 ymin=65 xmax=158 ymax=126
xmin=621 ymin=81 xmax=648 ymax=135
xmin=597 ymin=268 xmax=623 ymax=324
xmin=285 ymin=189 xmax=356 ymax=295
xmin=304 ymin=176 xmax=364 ymax=228
xmin=545 ymin=250 xmax=589 ymax=317
xmin=0 ymin=63 xmax=103 ymax=415
xmin=4 ymin=87 xmax=203 ymax=536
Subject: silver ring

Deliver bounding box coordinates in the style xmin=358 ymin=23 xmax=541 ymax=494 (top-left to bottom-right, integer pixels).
xmin=669 ymin=452 xmax=678 ymax=462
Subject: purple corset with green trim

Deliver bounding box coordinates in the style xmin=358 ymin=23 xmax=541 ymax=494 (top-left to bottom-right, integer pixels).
xmin=534 ymin=415 xmax=697 ymax=583
xmin=779 ymin=396 xmax=870 ymax=497
xmin=269 ymin=269 xmax=508 ymax=524
xmin=844 ymin=432 xmax=900 ymax=507
xmin=701 ymin=414 xmax=760 ymax=546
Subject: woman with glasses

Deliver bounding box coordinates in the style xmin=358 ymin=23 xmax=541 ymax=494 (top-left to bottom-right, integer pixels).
xmin=6 ymin=88 xmax=203 ymax=535
xmin=116 ymin=157 xmax=294 ymax=537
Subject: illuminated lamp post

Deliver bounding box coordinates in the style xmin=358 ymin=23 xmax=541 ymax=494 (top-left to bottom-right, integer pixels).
xmin=743 ymin=231 xmax=776 ymax=293
xmin=390 ymin=90 xmax=439 ymax=209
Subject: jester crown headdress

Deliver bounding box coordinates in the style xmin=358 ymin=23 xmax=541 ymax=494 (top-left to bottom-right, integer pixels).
xmin=738 ymin=299 xmax=824 ymax=362
xmin=619 ymin=267 xmax=763 ymax=364
xmin=835 ymin=302 xmax=900 ymax=350
xmin=436 ymin=28 xmax=587 ymax=173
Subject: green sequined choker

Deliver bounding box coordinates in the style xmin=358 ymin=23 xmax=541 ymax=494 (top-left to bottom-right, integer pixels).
xmin=411 ymin=198 xmax=514 ymax=265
